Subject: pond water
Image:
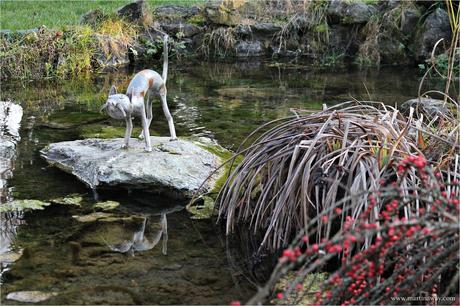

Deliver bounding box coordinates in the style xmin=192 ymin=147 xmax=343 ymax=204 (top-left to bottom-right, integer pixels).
xmin=0 ymin=59 xmax=433 ymax=304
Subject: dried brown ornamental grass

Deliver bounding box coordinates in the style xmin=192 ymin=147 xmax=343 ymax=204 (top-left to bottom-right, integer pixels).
xmin=214 ymin=101 xmax=457 ymax=251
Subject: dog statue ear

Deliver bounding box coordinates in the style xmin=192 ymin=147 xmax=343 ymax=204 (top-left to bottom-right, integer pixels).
xmin=109 ymin=85 xmax=117 ymax=96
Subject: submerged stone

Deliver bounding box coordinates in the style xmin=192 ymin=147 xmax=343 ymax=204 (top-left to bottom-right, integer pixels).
xmin=51 ymin=194 xmax=83 ymax=207
xmin=0 ymin=199 xmax=51 ymax=213
xmin=0 ymin=249 xmax=23 ymax=264
xmin=6 ymin=291 xmax=58 ymax=303
xmin=72 ymin=212 xmax=115 ymax=223
xmin=79 ymin=124 xmax=144 ymax=139
xmin=40 ymin=137 xmax=224 ymax=199
xmin=94 ymin=200 xmax=120 ymax=211
xmin=40 ymin=111 xmax=106 ymax=129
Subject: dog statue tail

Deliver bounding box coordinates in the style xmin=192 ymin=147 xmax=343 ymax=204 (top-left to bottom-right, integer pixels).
xmin=162 ymin=34 xmax=169 ymax=84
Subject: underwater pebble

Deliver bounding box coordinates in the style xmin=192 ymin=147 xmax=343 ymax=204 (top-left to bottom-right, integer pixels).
xmin=0 ymin=249 xmax=23 ymax=264
xmin=0 ymin=199 xmax=51 ymax=213
xmin=72 ymin=212 xmax=114 ymax=222
xmin=51 ymin=194 xmax=83 ymax=206
xmin=6 ymin=291 xmax=58 ymax=303
xmin=93 ymin=200 xmax=120 ymax=211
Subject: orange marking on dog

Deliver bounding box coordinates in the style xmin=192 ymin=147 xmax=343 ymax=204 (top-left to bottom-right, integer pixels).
xmin=148 ymin=78 xmax=154 ymax=88
xmin=140 ymin=91 xmax=145 ymax=97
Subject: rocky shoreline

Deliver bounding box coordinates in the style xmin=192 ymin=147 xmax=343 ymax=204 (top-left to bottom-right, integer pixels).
xmin=0 ymin=0 xmax=455 ymax=80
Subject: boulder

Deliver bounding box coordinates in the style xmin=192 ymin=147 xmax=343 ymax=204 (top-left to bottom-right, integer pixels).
xmin=377 ymin=36 xmax=410 ymax=65
xmin=117 ymin=0 xmax=148 ymax=23
xmin=40 ymin=137 xmax=225 ymax=199
xmin=161 ymin=22 xmax=203 ymax=38
xmin=93 ymin=34 xmax=130 ymax=68
xmin=400 ymin=97 xmax=450 ymax=117
xmin=415 ymin=8 xmax=451 ymax=60
xmin=154 ymin=5 xmax=201 ymax=19
xmin=328 ymin=24 xmax=360 ymax=56
xmin=204 ymin=2 xmax=241 ymax=26
xmin=251 ymin=23 xmax=282 ymax=34
xmin=327 ymin=0 xmax=377 ymax=24
xmin=234 ymin=24 xmax=252 ymax=38
xmin=401 ymin=8 xmax=420 ymax=37
xmin=235 ymin=41 xmax=264 ymax=57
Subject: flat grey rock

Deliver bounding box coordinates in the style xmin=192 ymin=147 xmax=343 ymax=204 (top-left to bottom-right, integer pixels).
xmin=40 ymin=137 xmax=223 ymax=199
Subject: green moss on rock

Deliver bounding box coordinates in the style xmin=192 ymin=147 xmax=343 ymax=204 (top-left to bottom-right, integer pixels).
xmin=185 ymin=137 xmax=243 ymax=219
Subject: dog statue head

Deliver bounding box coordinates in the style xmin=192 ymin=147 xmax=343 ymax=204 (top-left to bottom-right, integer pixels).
xmin=101 ymin=85 xmax=131 ymax=120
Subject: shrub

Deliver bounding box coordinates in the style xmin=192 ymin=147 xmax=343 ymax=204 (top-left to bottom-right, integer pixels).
xmin=247 ymin=154 xmax=459 ymax=305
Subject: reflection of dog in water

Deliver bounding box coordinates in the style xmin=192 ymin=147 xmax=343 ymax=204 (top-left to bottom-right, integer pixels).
xmin=104 ymin=214 xmax=168 ymax=256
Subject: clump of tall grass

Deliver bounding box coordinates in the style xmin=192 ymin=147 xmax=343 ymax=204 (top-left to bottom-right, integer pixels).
xmin=274 ymin=0 xmax=329 ymax=56
xmin=246 ymin=154 xmax=459 ymax=305
xmin=83 ymin=11 xmax=138 ymax=45
xmin=0 ymin=13 xmax=138 ymax=80
xmin=199 ymin=27 xmax=236 ymax=58
xmin=0 ymin=26 xmax=96 ymax=80
xmin=212 ymin=102 xmax=457 ymax=251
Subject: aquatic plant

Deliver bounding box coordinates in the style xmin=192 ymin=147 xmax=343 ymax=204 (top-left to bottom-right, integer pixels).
xmin=246 ymin=154 xmax=459 ymax=305
xmin=212 ymin=102 xmax=457 ymax=251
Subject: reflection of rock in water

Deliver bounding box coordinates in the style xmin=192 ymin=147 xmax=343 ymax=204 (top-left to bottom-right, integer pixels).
xmin=1 ymin=211 xmax=25 ymax=281
xmin=0 ymin=102 xmax=24 ymax=281
xmin=0 ymin=101 xmax=23 ymax=202
xmin=72 ymin=213 xmax=168 ymax=257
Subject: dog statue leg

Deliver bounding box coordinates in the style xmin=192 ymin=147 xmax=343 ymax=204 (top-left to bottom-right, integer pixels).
xmin=141 ymin=106 xmax=152 ymax=152
xmin=138 ymin=91 xmax=153 ymax=140
xmin=160 ymin=93 xmax=177 ymax=140
xmin=122 ymin=116 xmax=133 ymax=149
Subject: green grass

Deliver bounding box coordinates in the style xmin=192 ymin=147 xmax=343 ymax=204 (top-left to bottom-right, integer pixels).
xmin=0 ymin=0 xmax=204 ymax=31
